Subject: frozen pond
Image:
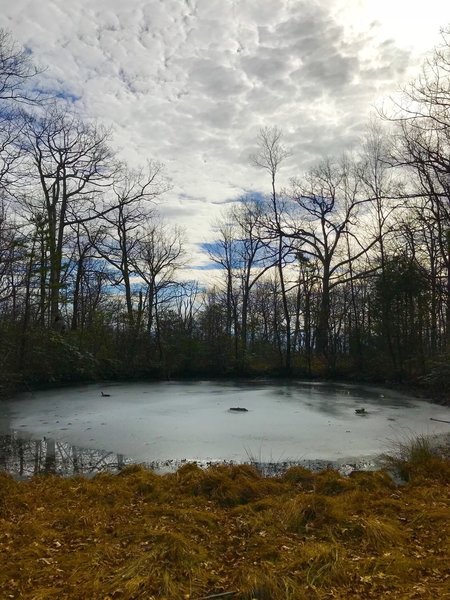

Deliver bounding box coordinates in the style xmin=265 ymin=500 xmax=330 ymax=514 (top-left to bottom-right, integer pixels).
xmin=1 ymin=380 xmax=449 ymax=476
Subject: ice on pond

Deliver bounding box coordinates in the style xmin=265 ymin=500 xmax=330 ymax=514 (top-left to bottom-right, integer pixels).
xmin=0 ymin=380 xmax=449 ymax=477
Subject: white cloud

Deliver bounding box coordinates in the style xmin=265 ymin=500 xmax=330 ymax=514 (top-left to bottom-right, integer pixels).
xmin=1 ymin=0 xmax=450 ymax=276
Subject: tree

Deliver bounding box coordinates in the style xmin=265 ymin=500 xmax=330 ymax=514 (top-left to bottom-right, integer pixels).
xmin=130 ymin=216 xmax=186 ymax=341
xmin=22 ymin=108 xmax=115 ymax=324
xmin=355 ymin=123 xmax=403 ymax=368
xmin=387 ymin=28 xmax=450 ymax=348
xmin=372 ymin=254 xmax=430 ymax=377
xmin=206 ymin=218 xmax=239 ymax=345
xmin=0 ymin=29 xmax=42 ymax=193
xmin=251 ymin=126 xmax=294 ymax=372
xmin=288 ymin=156 xmax=379 ymax=358
xmin=92 ymin=162 xmax=169 ymax=329
xmin=68 ymin=223 xmax=107 ymax=331
xmin=208 ymin=196 xmax=276 ymax=368
xmin=0 ymin=29 xmax=40 ymax=103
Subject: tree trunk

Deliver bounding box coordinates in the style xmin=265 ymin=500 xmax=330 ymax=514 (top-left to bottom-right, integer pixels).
xmin=316 ymin=270 xmax=330 ymax=357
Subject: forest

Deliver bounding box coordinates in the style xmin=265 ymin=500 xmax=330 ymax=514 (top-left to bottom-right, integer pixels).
xmin=1 ymin=28 xmax=450 ymax=397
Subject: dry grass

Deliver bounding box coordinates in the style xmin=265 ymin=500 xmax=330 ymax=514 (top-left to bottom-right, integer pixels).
xmin=380 ymin=433 xmax=450 ymax=483
xmin=0 ymin=454 xmax=449 ymax=600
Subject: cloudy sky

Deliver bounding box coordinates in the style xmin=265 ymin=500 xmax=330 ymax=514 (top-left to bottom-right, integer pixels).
xmin=1 ymin=0 xmax=450 ymax=273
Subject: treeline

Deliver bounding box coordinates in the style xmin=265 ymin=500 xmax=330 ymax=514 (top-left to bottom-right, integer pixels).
xmin=1 ymin=29 xmax=450 ymax=394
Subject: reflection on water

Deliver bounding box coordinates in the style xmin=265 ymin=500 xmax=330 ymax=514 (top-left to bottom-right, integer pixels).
xmin=1 ymin=380 xmax=449 ymax=477
xmin=0 ymin=430 xmax=379 ymax=478
xmin=0 ymin=431 xmax=130 ymax=477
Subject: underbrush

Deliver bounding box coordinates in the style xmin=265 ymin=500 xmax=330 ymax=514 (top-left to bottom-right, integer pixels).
xmin=0 ymin=449 xmax=449 ymax=600
xmin=380 ymin=433 xmax=450 ymax=483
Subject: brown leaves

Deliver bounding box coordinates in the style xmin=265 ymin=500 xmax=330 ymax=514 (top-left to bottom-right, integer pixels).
xmin=0 ymin=465 xmax=449 ymax=599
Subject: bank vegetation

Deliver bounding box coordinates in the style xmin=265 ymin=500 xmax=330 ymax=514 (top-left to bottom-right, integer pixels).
xmin=1 ymin=438 xmax=449 ymax=599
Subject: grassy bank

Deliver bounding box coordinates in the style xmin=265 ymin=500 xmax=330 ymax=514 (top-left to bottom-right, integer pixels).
xmin=1 ymin=448 xmax=450 ymax=600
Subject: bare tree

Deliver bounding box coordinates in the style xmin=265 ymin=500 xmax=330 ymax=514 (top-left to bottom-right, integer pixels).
xmin=0 ymin=29 xmax=41 ymax=103
xmin=209 ymin=196 xmax=277 ymax=366
xmin=355 ymin=123 xmax=404 ymax=367
xmin=386 ymin=30 xmax=450 ymax=347
xmin=206 ymin=218 xmax=236 ymax=351
xmin=0 ymin=29 xmax=42 ymax=194
xmin=288 ymin=156 xmax=379 ymax=357
xmin=130 ymin=216 xmax=186 ymax=337
xmin=92 ymin=162 xmax=169 ymax=327
xmin=21 ymin=108 xmax=115 ymax=324
xmin=251 ymin=126 xmax=294 ymax=372
xmin=0 ymin=201 xmax=24 ymax=306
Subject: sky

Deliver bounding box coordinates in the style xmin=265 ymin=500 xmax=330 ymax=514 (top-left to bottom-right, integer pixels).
xmin=1 ymin=0 xmax=450 ymax=277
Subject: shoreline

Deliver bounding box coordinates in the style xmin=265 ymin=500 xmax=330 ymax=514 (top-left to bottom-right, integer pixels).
xmin=2 ymin=374 xmax=449 ymax=407
xmin=2 ymin=428 xmax=449 ymax=481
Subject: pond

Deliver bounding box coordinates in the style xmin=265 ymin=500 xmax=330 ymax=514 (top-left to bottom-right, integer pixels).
xmin=1 ymin=380 xmax=449 ymax=477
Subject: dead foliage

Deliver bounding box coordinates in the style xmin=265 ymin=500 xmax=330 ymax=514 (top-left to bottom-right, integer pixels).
xmin=0 ymin=455 xmax=449 ymax=599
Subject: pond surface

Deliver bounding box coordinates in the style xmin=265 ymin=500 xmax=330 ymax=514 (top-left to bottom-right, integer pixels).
xmin=1 ymin=380 xmax=449 ymax=477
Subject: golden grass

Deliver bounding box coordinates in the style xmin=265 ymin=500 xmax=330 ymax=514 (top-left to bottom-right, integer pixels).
xmin=0 ymin=457 xmax=449 ymax=600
